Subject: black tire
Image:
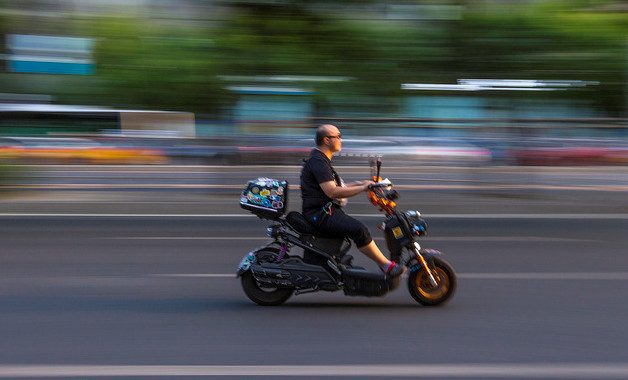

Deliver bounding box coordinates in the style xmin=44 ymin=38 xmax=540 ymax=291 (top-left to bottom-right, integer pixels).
xmin=241 ymin=271 xmax=293 ymax=306
xmin=408 ymin=257 xmax=456 ymax=306
xmin=240 ymin=249 xmax=293 ymax=306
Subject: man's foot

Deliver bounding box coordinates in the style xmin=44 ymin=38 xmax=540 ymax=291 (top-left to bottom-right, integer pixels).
xmin=383 ymin=261 xmax=406 ymax=278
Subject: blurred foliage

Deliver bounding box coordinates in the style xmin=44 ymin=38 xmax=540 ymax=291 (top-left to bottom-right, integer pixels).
xmin=84 ymin=17 xmax=235 ymax=114
xmin=0 ymin=162 xmax=20 ymax=189
xmin=451 ymin=1 xmax=627 ymax=116
xmin=0 ymin=0 xmax=626 ymax=117
xmin=213 ymin=4 xmax=403 ymax=114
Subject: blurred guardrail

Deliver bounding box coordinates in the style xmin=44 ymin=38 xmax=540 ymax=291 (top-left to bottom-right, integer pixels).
xmin=1 ymin=165 xmax=627 ymax=193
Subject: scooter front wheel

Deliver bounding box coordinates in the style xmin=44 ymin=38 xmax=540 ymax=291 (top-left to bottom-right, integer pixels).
xmin=408 ymin=257 xmax=456 ymax=306
xmin=241 ymin=271 xmax=293 ymax=306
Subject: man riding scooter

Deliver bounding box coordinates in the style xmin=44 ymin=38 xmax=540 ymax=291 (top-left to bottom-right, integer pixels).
xmin=300 ymin=124 xmax=406 ymax=278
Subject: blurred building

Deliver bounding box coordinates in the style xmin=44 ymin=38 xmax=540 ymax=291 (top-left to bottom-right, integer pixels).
xmin=0 ymin=0 xmax=218 ymax=18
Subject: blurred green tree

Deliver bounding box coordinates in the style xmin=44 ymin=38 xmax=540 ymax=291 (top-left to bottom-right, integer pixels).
xmin=87 ymin=16 xmax=235 ymax=115
xmin=210 ymin=1 xmax=626 ymax=117
xmin=0 ymin=1 xmax=625 ymax=118
xmin=448 ymin=1 xmax=627 ymax=116
xmin=211 ymin=4 xmax=404 ymax=114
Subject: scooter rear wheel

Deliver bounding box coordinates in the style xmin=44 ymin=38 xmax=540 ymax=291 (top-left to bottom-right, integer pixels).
xmin=241 ymin=271 xmax=293 ymax=306
xmin=408 ymin=257 xmax=456 ymax=306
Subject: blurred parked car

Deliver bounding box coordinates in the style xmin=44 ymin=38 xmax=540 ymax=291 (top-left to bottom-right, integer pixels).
xmin=220 ymin=134 xmax=311 ymax=165
xmin=0 ymin=137 xmax=168 ymax=164
xmin=507 ymin=138 xmax=628 ymax=166
xmin=216 ymin=135 xmax=491 ymax=166
xmin=336 ymin=138 xmax=492 ymax=166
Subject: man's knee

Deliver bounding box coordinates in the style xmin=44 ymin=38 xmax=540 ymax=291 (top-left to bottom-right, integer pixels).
xmin=353 ymin=224 xmax=372 ymax=248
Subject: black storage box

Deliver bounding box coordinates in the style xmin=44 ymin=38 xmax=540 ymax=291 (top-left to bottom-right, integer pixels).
xmin=303 ymin=235 xmax=350 ymax=266
xmin=342 ymin=268 xmax=391 ymax=297
xmin=240 ymin=178 xmax=288 ymax=219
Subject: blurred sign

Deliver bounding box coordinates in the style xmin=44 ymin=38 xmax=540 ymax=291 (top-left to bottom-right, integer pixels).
xmin=6 ymin=34 xmax=94 ymax=75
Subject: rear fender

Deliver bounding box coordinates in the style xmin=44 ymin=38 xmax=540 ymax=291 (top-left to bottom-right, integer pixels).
xmin=236 ymin=242 xmax=281 ymax=277
xmin=407 ymin=248 xmax=442 ymax=274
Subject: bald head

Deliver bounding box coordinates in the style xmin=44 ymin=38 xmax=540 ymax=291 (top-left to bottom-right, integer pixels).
xmin=316 ymin=124 xmax=339 ymax=146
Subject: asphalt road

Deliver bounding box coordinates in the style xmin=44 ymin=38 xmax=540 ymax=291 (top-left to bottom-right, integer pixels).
xmin=2 ymin=165 xmax=627 ymax=220
xmin=1 ymin=213 xmax=627 ymax=379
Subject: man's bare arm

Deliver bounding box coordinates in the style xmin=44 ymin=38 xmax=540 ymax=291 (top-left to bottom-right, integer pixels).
xmin=319 ymin=180 xmax=373 ymax=199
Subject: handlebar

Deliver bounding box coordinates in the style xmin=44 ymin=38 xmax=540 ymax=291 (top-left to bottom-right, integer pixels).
xmin=368 ymin=178 xmax=392 ymax=189
xmin=366 ymin=178 xmax=398 ymax=215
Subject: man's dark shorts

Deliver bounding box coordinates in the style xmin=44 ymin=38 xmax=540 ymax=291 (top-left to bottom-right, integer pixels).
xmin=304 ymin=205 xmax=372 ymax=248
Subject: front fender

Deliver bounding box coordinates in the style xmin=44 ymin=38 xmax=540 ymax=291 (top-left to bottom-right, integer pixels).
xmin=407 ymin=248 xmax=442 ymax=273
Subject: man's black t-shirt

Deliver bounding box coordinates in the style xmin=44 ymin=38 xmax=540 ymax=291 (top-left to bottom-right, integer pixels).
xmin=300 ymin=149 xmax=341 ymax=214
xmin=300 ymin=148 xmax=372 ymax=248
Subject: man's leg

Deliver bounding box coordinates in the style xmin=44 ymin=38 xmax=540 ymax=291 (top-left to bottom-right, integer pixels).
xmin=318 ymin=210 xmax=388 ymax=263
xmin=317 ymin=210 xmax=384 ymax=263
xmin=357 ymin=240 xmax=390 ymax=266
xmin=319 ymin=210 xmax=405 ymax=275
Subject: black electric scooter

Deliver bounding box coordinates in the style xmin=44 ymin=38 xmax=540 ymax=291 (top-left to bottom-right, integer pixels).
xmin=236 ymin=160 xmax=456 ymax=306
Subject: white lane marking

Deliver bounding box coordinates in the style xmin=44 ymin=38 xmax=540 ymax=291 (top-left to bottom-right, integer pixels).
xmin=150 ymin=274 xmax=234 ymax=278
xmin=407 ymin=236 xmax=594 ymax=242
xmin=105 ymin=237 xmax=269 ymax=240
xmin=0 ymin=213 xmax=627 ymax=219
xmin=459 ymin=272 xmax=628 ymax=280
xmin=355 ymin=214 xmax=628 ymax=219
xmin=2 ymin=363 xmax=628 ymax=378
xmin=151 ymin=272 xmax=628 ymax=280
xmin=0 ymin=214 xmax=240 ymax=217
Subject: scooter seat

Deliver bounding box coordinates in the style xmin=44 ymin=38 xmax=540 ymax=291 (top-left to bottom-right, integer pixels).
xmin=285 ymin=211 xmax=323 ymax=236
xmin=285 ymin=211 xmax=352 ymax=266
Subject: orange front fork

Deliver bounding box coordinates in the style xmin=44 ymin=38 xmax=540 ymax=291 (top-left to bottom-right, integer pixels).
xmin=413 ymin=242 xmax=438 ymax=287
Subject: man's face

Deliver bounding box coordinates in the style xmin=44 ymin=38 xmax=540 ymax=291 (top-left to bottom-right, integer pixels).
xmin=326 ymin=127 xmax=342 ymax=153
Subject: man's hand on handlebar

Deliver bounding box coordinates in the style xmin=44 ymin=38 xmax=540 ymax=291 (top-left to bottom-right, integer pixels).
xmin=351 ymin=178 xmax=393 ymax=192
xmin=367 ymin=178 xmax=393 ymax=189
xmin=353 ymin=180 xmax=376 ymax=190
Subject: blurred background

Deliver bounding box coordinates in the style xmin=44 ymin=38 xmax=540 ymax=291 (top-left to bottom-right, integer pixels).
xmin=0 ymin=0 xmax=628 ymax=165
xmin=0 ymin=0 xmax=626 ymax=186
xmin=1 ymin=2 xmax=628 ymax=374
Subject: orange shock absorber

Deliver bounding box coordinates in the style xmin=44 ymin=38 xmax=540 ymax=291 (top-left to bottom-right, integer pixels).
xmin=415 ymin=243 xmax=438 ymax=287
